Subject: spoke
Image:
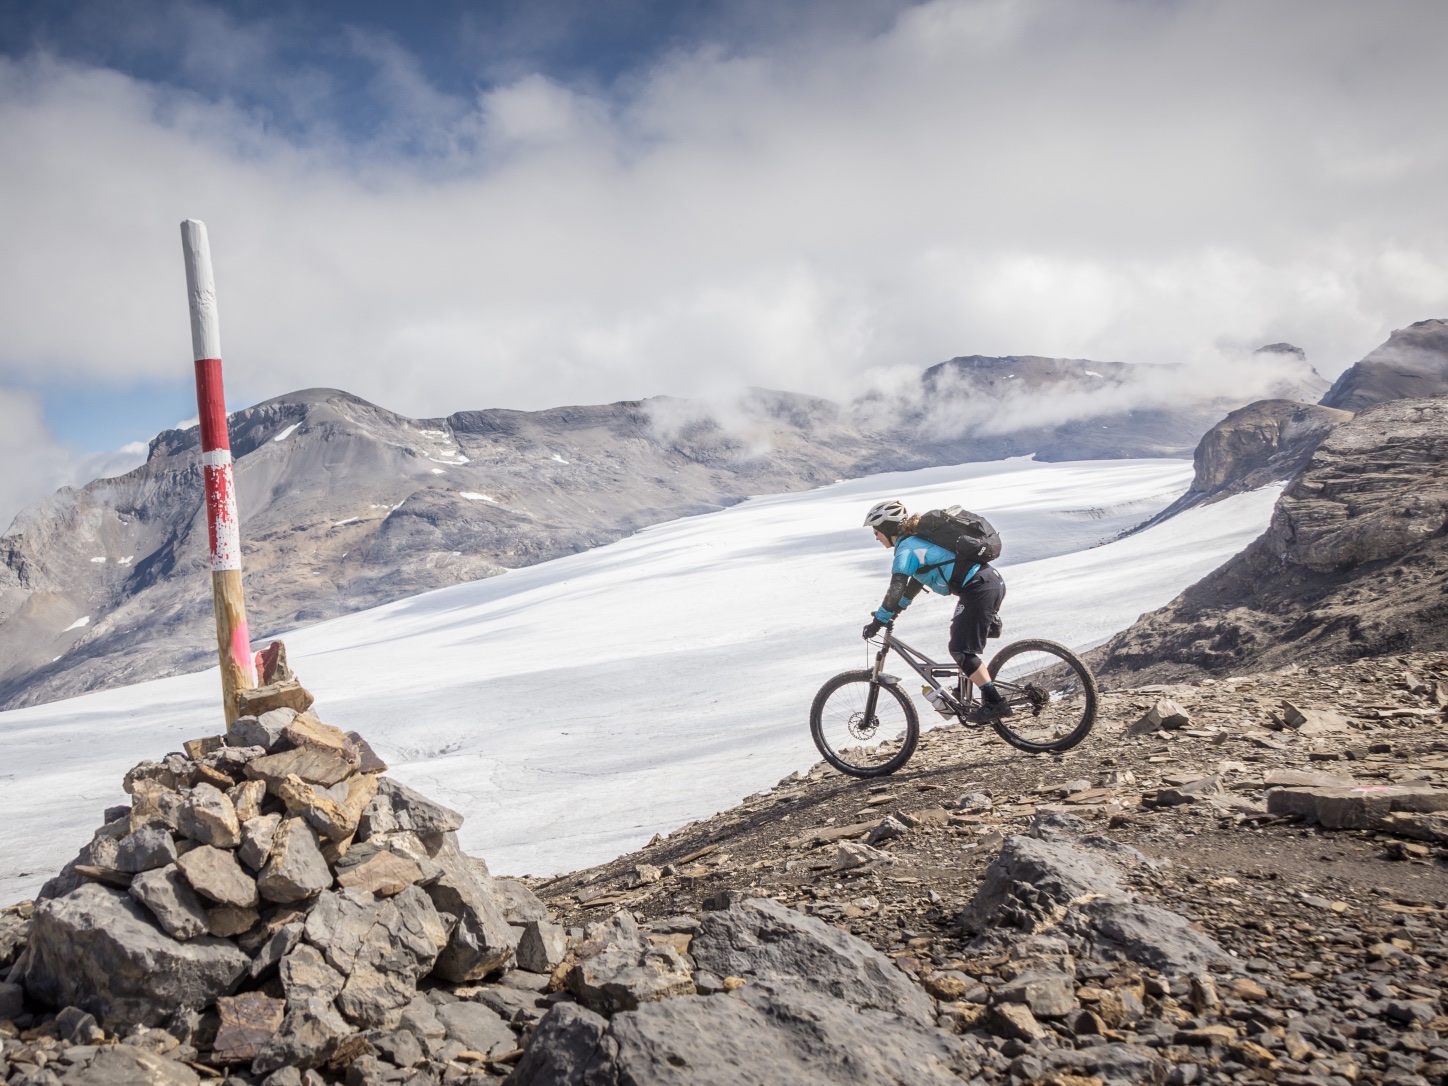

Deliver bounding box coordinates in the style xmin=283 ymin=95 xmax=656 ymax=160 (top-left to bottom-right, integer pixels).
xmin=989 ymin=648 xmax=1093 ymax=748
xmin=815 ymin=679 xmax=914 ymax=773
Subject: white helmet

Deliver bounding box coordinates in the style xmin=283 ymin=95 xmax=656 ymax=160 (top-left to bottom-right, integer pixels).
xmin=863 ymin=499 xmax=907 ymax=532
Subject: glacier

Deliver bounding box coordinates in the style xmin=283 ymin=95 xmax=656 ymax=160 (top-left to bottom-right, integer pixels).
xmin=0 ymin=457 xmax=1281 ymax=903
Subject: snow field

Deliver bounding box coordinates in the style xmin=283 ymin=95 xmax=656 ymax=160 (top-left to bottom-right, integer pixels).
xmin=0 ymin=458 xmax=1279 ymax=903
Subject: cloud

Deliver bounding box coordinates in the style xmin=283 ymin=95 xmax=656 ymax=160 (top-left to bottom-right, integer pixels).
xmin=0 ymin=0 xmax=1445 ymax=438
xmin=0 ymin=389 xmax=148 ymax=534
xmin=0 ymin=389 xmax=67 ymax=535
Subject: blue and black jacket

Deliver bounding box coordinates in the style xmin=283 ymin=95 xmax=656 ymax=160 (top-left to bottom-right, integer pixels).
xmin=873 ymin=535 xmax=982 ymax=624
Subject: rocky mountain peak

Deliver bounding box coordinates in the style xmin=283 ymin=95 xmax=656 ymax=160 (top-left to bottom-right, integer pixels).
xmin=921 ymin=354 xmax=1131 ymax=392
xmin=147 ymin=388 xmax=393 ymax=464
xmin=1096 ymin=396 xmax=1448 ymax=682
xmin=1187 ymin=399 xmax=1351 ymax=499
xmin=1320 ymin=317 xmax=1448 ymax=412
xmin=1253 ymin=342 xmax=1306 ymax=361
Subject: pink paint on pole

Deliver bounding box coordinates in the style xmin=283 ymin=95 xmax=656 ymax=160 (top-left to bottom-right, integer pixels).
xmin=231 ymin=621 xmax=253 ymax=675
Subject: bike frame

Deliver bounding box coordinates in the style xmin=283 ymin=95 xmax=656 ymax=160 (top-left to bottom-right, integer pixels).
xmin=865 ymin=626 xmax=976 ymax=719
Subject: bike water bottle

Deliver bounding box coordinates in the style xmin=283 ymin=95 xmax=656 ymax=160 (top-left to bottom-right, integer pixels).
xmin=922 ymin=685 xmax=954 ymax=716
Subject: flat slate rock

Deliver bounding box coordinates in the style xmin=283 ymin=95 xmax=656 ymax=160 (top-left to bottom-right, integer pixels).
xmin=435 ymin=999 xmax=517 ymax=1057
xmin=1083 ymin=899 xmax=1234 ymax=974
xmin=212 ymin=991 xmax=286 ymax=1063
xmin=1267 ymin=783 xmax=1448 ymax=829
xmin=335 ymin=848 xmax=423 ymax=896
xmin=235 ymin=679 xmax=315 ymax=717
xmin=246 ymin=746 xmax=355 ymax=788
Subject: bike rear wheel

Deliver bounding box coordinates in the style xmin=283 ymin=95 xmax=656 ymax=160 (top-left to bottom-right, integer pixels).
xmin=810 ymin=670 xmax=920 ymax=778
xmin=986 ymin=639 xmax=1097 ymax=753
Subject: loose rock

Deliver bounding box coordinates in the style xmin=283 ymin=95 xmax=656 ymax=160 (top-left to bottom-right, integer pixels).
xmin=212 ymin=991 xmax=285 ymax=1063
xmin=128 ymin=865 xmax=210 ymax=941
xmin=238 ymin=812 xmax=283 ymax=872
xmin=255 ymin=818 xmax=331 ymax=904
xmin=23 ymin=883 xmax=248 ymax=1030
xmin=176 ymin=844 xmax=259 ymax=909
xmin=115 ymin=827 xmax=178 ymax=874
xmin=515 ymin=918 xmax=568 ymax=973
xmin=176 ymin=783 xmax=241 ymax=849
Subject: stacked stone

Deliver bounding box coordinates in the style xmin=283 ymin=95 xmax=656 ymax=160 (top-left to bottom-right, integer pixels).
xmin=1 ymin=677 xmax=571 ymax=1085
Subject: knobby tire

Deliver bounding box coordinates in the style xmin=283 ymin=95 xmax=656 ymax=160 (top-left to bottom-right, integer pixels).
xmin=986 ymin=638 xmax=1097 ymax=753
xmin=810 ymin=669 xmax=920 ymax=778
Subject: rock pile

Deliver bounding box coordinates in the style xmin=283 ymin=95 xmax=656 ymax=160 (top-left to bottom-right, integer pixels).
xmin=0 ymin=676 xmax=570 ymax=1084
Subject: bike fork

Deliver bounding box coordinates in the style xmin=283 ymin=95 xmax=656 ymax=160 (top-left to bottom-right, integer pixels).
xmin=865 ymin=631 xmax=891 ymax=721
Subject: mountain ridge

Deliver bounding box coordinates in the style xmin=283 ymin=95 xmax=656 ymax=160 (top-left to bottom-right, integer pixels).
xmin=0 ymin=350 xmax=1326 ymax=710
xmin=1320 ymin=318 xmax=1448 ymax=412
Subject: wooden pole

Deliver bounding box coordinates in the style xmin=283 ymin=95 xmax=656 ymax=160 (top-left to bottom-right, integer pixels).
xmin=181 ymin=219 xmax=256 ymax=723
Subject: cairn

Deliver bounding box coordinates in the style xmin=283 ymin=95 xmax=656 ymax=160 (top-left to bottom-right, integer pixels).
xmin=1 ymin=669 xmax=569 ymax=1084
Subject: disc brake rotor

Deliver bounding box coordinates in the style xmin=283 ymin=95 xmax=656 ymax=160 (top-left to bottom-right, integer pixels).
xmin=847 ymin=712 xmax=879 ymax=741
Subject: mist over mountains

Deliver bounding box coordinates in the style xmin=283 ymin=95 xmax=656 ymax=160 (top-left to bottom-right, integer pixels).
xmin=0 ymin=341 xmax=1350 ymax=710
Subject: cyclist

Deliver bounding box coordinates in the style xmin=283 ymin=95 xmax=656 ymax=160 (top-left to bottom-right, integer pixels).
xmin=860 ymin=499 xmax=1011 ymax=720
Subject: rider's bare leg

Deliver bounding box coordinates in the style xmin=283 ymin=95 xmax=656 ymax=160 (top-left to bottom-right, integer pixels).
xmin=966 ymin=662 xmax=992 ymax=691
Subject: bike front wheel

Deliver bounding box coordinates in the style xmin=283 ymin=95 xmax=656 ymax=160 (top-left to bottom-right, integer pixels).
xmin=986 ymin=639 xmax=1097 ymax=753
xmin=810 ymin=670 xmax=920 ymax=778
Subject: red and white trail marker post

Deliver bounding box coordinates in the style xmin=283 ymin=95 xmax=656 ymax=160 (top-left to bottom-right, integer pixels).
xmin=181 ymin=218 xmax=257 ymax=723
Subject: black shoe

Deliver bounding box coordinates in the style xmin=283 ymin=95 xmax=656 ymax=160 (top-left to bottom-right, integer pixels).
xmin=971 ymin=698 xmax=1013 ymax=723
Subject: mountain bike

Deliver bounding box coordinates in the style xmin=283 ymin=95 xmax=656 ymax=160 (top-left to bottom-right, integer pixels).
xmin=809 ymin=626 xmax=1097 ymax=777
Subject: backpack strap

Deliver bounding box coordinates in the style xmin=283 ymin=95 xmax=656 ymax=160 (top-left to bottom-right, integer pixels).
xmin=915 ymin=557 xmax=983 ymax=593
xmin=948 ymin=560 xmax=983 ymax=593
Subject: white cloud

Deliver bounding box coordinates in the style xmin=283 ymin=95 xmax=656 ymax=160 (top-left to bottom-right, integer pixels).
xmin=0 ymin=389 xmax=68 ymax=535
xmin=0 ymin=391 xmax=148 ymax=534
xmin=0 ymin=0 xmax=1444 ymax=439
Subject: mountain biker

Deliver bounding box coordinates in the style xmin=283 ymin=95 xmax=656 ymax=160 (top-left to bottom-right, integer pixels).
xmin=860 ymin=499 xmax=1011 ymax=720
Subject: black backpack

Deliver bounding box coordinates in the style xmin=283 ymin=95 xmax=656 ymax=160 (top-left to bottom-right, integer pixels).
xmin=911 ymin=505 xmax=1002 ymax=587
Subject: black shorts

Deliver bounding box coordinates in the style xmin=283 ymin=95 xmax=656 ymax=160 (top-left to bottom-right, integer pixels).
xmin=948 ymin=565 xmax=1006 ymax=658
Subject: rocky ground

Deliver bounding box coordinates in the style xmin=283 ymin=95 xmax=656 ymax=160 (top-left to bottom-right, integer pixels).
xmin=530 ymin=651 xmax=1448 ymax=1085
xmin=2 ymin=656 xmax=1446 ymax=1085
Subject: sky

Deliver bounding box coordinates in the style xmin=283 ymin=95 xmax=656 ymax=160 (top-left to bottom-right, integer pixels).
xmin=1 ymin=0 xmax=1447 ymax=528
